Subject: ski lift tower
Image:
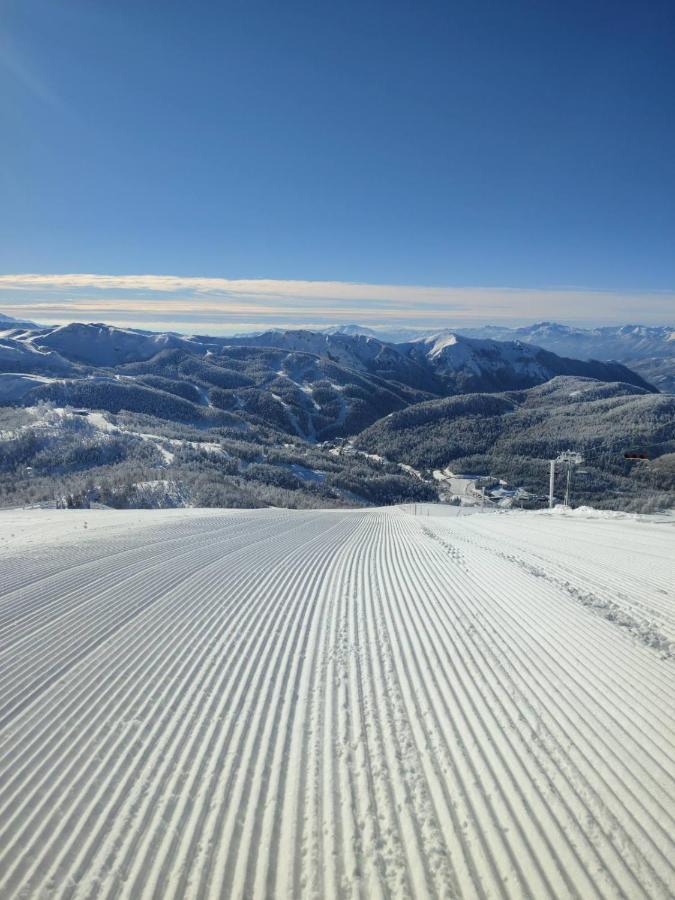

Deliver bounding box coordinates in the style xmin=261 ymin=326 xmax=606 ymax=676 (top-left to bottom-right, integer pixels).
xmin=549 ymin=451 xmax=584 ymax=509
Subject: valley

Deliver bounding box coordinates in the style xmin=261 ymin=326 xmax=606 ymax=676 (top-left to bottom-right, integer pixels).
xmin=1 ymin=317 xmax=674 ymax=513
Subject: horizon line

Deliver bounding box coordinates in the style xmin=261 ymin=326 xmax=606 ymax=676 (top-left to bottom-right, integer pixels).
xmin=1 ymin=272 xmax=673 ymax=332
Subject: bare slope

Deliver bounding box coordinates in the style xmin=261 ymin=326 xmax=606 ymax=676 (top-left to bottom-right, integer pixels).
xmin=0 ymin=507 xmax=674 ymax=898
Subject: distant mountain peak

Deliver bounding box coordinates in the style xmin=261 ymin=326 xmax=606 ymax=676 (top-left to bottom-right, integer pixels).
xmin=451 ymin=321 xmax=673 ymax=392
xmin=324 ymin=324 xmax=379 ymax=337
xmin=0 ymin=312 xmax=41 ymax=330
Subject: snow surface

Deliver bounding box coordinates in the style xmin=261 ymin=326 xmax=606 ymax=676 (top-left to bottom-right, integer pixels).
xmin=0 ymin=506 xmax=674 ymax=898
xmin=0 ymin=373 xmax=62 ymax=402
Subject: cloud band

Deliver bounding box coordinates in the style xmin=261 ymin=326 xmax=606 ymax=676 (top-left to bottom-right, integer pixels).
xmin=0 ymin=273 xmax=672 ymax=333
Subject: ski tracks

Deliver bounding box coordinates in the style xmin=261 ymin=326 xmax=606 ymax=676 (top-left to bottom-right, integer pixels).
xmin=0 ymin=507 xmax=673 ymax=899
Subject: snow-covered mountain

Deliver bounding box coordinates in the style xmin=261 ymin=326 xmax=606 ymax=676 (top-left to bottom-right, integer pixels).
xmin=0 ymin=322 xmax=658 ymax=440
xmin=2 ymin=319 xmax=673 ymax=517
xmin=29 ymin=322 xmax=205 ymax=367
xmin=398 ymin=330 xmax=655 ymax=394
xmin=217 ymin=328 xmax=655 ymax=393
xmin=0 ymin=325 xmax=436 ymax=439
xmin=220 ymin=329 xmax=438 ymax=390
xmin=323 ymin=324 xmax=380 ymax=338
xmin=456 ymin=322 xmax=675 ymax=392
xmin=0 ymin=333 xmax=74 ymax=375
xmin=356 ymin=374 xmax=675 ymax=477
xmin=0 ymin=312 xmax=41 ymax=331
xmin=459 ymin=321 xmax=673 ymax=357
xmin=318 ymin=321 xmax=675 ymax=392
xmin=322 ymin=323 xmax=425 ymax=342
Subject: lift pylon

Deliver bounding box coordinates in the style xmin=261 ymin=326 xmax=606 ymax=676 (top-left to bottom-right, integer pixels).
xmin=548 ymin=451 xmax=584 ymax=509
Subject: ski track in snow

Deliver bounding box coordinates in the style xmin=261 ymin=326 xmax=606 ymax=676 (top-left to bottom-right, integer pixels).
xmin=0 ymin=507 xmax=673 ymax=899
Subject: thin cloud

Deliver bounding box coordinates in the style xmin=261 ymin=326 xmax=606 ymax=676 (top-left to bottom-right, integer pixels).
xmin=0 ymin=33 xmax=64 ymax=112
xmin=0 ymin=273 xmax=672 ymax=333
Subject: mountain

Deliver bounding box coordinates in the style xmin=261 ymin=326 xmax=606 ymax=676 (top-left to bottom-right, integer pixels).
xmin=0 ymin=334 xmax=75 ymax=376
xmin=461 ymin=322 xmax=674 ymax=360
xmin=0 ymin=312 xmax=41 ymax=330
xmin=219 ymin=329 xmax=440 ymax=391
xmin=117 ymin=344 xmax=434 ymax=438
xmin=323 ymin=323 xmax=425 ymax=342
xmin=356 ymin=376 xmax=671 ymax=469
xmin=236 ymin=323 xmax=425 ymax=342
xmin=3 ymin=371 xmax=672 ymax=514
xmin=1 ymin=326 xmax=437 ymax=439
xmin=217 ymin=328 xmax=655 ymax=394
xmin=456 ymin=322 xmax=675 ymax=393
xmin=355 ymin=376 xmax=675 ymax=507
xmin=0 ymin=324 xmax=657 ymax=442
xmin=398 ymin=331 xmax=656 ymax=394
xmin=29 ymin=322 xmax=204 ymax=367
xmin=323 ymin=324 xmax=380 ymax=338
xmin=1 ymin=319 xmax=673 ymax=512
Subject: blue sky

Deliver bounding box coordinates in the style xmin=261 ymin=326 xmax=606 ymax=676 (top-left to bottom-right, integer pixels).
xmin=1 ymin=0 xmax=674 ymax=331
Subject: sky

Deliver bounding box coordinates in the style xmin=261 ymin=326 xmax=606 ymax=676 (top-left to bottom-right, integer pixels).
xmin=1 ymin=0 xmax=674 ymax=333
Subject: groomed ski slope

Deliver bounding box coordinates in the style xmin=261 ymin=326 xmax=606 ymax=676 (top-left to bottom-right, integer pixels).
xmin=0 ymin=506 xmax=674 ymax=899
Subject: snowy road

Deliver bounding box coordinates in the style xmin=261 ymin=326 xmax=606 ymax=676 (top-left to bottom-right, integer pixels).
xmin=0 ymin=507 xmax=674 ymax=899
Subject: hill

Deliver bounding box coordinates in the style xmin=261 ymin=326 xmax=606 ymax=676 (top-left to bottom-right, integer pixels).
xmin=355 ymin=377 xmax=675 ymax=509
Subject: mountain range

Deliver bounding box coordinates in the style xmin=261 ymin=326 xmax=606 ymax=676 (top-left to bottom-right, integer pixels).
xmin=317 ymin=321 xmax=675 ymax=393
xmin=0 ymin=317 xmax=657 ymax=438
xmin=456 ymin=322 xmax=675 ymax=393
xmin=1 ymin=313 xmax=673 ymax=512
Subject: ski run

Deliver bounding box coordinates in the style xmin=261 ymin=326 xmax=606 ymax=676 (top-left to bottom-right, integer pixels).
xmin=0 ymin=505 xmax=674 ymax=900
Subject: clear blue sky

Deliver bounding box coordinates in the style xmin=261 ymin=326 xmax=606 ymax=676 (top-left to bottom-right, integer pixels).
xmin=1 ymin=0 xmax=674 ymax=309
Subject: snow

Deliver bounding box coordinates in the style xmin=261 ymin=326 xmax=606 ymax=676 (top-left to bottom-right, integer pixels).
xmin=28 ymin=322 xmax=198 ymax=366
xmin=539 ymin=503 xmax=674 ymax=522
xmin=158 ymin=446 xmax=176 ymax=464
xmin=432 ymin=468 xmax=487 ymax=504
xmin=86 ymin=410 xmax=115 ymax=432
xmin=0 ymin=507 xmax=218 ymax=552
xmin=127 ymin=479 xmax=189 ymax=507
xmin=0 ymin=506 xmax=673 ymax=898
xmin=0 ymin=373 xmax=62 ymax=402
xmin=285 ymin=463 xmax=325 ymax=482
xmin=398 ymin=463 xmax=423 ymax=479
xmin=424 ymin=331 xmax=459 ymax=354
xmin=411 ymin=331 xmax=554 ymax=380
xmin=81 ymin=410 xmax=228 ymax=464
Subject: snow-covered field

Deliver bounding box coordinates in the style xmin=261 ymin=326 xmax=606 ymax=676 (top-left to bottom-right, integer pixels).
xmin=1 ymin=506 xmax=674 ymax=898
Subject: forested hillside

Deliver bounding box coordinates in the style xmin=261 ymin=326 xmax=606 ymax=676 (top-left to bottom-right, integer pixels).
xmin=356 ymin=378 xmax=675 ymax=511
xmin=1 ymin=317 xmax=673 ymax=511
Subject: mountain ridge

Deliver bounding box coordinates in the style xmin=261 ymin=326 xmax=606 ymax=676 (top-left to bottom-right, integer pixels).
xmin=0 ymin=321 xmax=657 ymax=441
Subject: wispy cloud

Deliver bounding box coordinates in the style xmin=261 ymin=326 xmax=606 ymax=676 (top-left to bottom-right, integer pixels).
xmin=0 ymin=32 xmax=64 ymax=112
xmin=0 ymin=273 xmax=672 ymax=333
